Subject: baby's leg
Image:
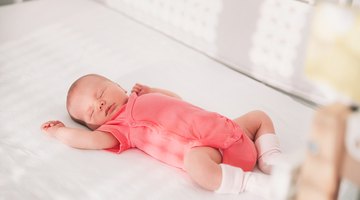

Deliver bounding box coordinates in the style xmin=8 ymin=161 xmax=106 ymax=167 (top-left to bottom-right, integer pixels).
xmin=184 ymin=146 xmax=222 ymax=190
xmin=233 ymin=110 xmax=275 ymax=141
xmin=233 ymin=110 xmax=281 ymax=174
xmin=184 ymin=147 xmax=270 ymax=198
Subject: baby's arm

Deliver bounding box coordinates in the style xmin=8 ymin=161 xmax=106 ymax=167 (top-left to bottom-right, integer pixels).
xmin=41 ymin=120 xmax=118 ymax=150
xmin=131 ymin=83 xmax=181 ymax=99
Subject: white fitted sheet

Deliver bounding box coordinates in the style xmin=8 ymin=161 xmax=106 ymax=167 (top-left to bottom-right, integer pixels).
xmin=0 ymin=0 xmax=314 ymax=199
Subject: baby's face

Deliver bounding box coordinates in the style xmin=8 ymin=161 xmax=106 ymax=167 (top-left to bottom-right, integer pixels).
xmin=68 ymin=76 xmax=128 ymax=129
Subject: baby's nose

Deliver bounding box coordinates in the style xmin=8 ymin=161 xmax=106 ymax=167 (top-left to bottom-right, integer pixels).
xmin=98 ymin=100 xmax=105 ymax=110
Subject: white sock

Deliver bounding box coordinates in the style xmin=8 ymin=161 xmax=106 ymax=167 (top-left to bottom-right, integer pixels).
xmin=216 ymin=164 xmax=271 ymax=198
xmin=255 ymin=133 xmax=282 ymax=174
xmin=216 ymin=164 xmax=250 ymax=194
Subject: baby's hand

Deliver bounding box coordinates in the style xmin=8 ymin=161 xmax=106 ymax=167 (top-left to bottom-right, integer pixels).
xmin=131 ymin=83 xmax=152 ymax=96
xmin=41 ymin=120 xmax=65 ymax=137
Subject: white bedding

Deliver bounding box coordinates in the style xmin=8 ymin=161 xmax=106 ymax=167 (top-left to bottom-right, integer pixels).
xmin=0 ymin=0 xmax=315 ymax=199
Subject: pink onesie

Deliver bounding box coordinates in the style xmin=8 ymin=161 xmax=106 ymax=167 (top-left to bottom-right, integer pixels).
xmin=97 ymin=93 xmax=257 ymax=171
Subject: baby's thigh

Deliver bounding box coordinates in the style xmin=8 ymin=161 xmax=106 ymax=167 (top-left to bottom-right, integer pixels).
xmin=184 ymin=147 xmax=222 ymax=171
xmin=183 ymin=147 xmax=222 ymax=190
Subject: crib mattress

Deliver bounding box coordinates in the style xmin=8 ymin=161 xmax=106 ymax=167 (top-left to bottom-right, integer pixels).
xmin=0 ymin=0 xmax=314 ymax=199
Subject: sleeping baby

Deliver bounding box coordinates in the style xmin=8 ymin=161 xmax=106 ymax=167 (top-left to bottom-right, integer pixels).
xmin=41 ymin=74 xmax=281 ymax=198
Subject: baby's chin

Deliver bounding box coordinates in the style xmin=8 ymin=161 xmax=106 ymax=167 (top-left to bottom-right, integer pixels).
xmin=88 ymin=123 xmax=101 ymax=130
xmin=93 ymin=114 xmax=117 ymax=129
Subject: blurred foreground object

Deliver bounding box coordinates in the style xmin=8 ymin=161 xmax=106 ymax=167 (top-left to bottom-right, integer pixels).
xmin=304 ymin=3 xmax=360 ymax=104
xmin=296 ymin=3 xmax=360 ymax=200
xmin=297 ymin=104 xmax=351 ymax=200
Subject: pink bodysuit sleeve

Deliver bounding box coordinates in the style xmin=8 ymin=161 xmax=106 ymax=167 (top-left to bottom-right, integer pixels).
xmin=96 ymin=124 xmax=130 ymax=153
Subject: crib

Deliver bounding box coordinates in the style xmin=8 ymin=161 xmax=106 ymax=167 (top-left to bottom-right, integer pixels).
xmin=1 ymin=0 xmax=355 ymax=199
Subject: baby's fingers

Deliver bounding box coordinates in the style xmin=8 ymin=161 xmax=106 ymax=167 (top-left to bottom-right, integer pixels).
xmin=41 ymin=120 xmax=61 ymax=130
xmin=131 ymin=84 xmax=142 ymax=93
xmin=41 ymin=122 xmax=51 ymax=129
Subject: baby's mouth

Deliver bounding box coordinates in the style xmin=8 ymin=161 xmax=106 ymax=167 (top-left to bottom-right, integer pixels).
xmin=105 ymin=103 xmax=115 ymax=116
